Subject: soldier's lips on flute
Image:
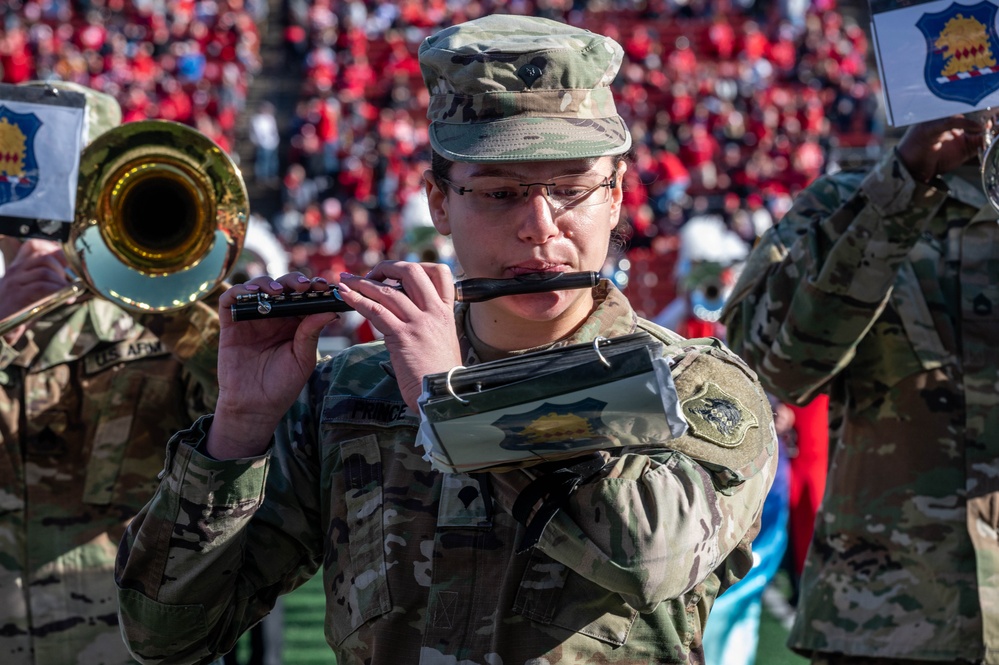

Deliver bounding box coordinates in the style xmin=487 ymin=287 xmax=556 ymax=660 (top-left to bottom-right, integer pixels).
xmin=230 ymin=271 xmax=601 ymax=322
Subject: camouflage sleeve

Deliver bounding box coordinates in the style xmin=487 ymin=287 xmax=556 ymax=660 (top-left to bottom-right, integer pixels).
xmin=116 ymin=404 xmax=325 ymax=664
xmin=489 ymin=344 xmax=777 ymax=612
xmin=722 ymin=150 xmax=948 ymax=403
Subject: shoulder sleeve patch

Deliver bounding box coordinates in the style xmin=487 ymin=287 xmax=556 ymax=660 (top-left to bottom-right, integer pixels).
xmin=682 ymin=381 xmax=759 ymax=447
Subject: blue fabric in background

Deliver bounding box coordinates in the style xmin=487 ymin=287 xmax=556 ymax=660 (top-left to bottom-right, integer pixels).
xmin=704 ymin=438 xmax=791 ymax=665
xmin=178 ymin=53 xmax=206 ymax=83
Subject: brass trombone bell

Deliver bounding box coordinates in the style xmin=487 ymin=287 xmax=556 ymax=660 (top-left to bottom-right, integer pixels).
xmin=72 ymin=119 xmax=248 ymax=311
xmin=0 ymin=119 xmax=248 ymax=336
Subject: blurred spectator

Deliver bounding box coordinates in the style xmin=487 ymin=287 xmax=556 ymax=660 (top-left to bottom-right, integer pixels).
xmin=679 ymin=122 xmax=720 ymax=191
xmin=746 ymin=193 xmax=775 ymax=238
xmin=273 ymin=202 xmax=305 ymax=246
xmin=319 ymin=197 xmax=345 ymax=255
xmin=653 ymin=148 xmax=692 ymax=212
xmin=281 ymin=163 xmax=320 ymax=211
xmin=652 ymin=214 xmax=748 ymax=337
xmin=249 ymin=101 xmax=281 ymax=185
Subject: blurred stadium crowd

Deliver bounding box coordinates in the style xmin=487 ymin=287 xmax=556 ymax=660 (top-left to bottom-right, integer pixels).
xmin=0 ymin=0 xmax=884 ymax=332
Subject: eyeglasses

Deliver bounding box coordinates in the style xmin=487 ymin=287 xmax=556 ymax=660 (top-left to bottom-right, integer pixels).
xmin=438 ymin=172 xmax=618 ymax=215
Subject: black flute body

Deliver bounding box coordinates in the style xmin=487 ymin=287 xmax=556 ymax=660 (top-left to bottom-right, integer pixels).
xmin=230 ymin=271 xmax=601 ymax=321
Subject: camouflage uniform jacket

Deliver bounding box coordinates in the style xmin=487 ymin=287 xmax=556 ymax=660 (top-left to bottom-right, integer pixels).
xmin=0 ymin=297 xmax=219 ymax=665
xmin=115 ymin=282 xmax=777 ymax=665
xmin=723 ymin=150 xmax=999 ymax=663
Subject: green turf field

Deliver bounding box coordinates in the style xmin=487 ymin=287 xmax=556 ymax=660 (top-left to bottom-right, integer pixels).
xmin=232 ymin=571 xmax=809 ymax=665
xmin=279 ymin=575 xmax=330 ymax=664
xmin=757 ymin=584 xmax=809 ymax=664
xmin=758 ymin=613 xmax=809 ymax=665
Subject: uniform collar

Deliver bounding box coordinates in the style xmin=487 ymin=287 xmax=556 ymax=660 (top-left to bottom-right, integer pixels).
xmin=942 ymin=171 xmax=996 ymax=221
xmin=16 ymin=299 xmax=137 ymax=371
xmin=455 ymin=279 xmax=637 ymax=365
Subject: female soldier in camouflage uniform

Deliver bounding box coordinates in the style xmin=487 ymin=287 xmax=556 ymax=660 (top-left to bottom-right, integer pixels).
xmin=115 ymin=15 xmax=777 ymax=665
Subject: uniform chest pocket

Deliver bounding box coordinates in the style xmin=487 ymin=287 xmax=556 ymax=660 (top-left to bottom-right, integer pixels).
xmin=82 ymin=367 xmax=144 ymax=506
xmin=324 ymin=434 xmax=392 ymax=645
xmin=81 ymin=363 xmax=177 ymax=507
xmin=848 ymin=264 xmax=955 ymax=415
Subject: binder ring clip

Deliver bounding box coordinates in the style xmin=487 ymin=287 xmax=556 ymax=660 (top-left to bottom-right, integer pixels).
xmin=593 ymin=336 xmax=611 ymax=368
xmin=446 ymin=365 xmax=470 ymax=404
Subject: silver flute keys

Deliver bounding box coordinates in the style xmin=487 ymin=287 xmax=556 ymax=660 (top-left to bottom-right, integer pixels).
xmin=230 ymin=271 xmax=601 ymax=321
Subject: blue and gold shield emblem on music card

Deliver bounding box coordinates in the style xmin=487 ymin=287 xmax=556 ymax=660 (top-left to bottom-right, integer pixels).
xmin=0 ymin=106 xmax=41 ymax=206
xmin=918 ymin=1 xmax=999 ymax=105
xmin=493 ymin=397 xmax=611 ymax=451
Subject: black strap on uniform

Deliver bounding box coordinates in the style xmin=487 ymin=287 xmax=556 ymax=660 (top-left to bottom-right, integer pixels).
xmin=511 ymin=452 xmax=608 ymax=554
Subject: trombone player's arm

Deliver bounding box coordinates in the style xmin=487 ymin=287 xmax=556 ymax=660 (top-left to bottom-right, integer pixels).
xmin=722 ymin=116 xmax=976 ymax=404
xmin=895 ymin=114 xmax=987 ymax=185
xmin=0 ymin=239 xmax=76 ymax=347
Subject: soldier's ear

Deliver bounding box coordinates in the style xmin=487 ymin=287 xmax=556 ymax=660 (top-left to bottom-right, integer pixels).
xmin=425 ymin=170 xmax=452 ymax=236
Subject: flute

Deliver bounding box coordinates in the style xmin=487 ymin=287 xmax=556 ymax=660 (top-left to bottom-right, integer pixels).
xmin=230 ymin=271 xmax=601 ymax=322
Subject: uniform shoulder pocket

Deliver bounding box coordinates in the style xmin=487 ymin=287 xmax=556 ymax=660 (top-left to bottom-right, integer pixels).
xmin=846 ymin=263 xmax=952 ymax=415
xmin=670 ymin=346 xmax=775 ymax=482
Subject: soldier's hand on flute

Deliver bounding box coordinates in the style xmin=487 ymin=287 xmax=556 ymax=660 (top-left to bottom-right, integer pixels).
xmin=207 ymin=272 xmax=339 ymax=460
xmin=206 ymin=262 xmax=461 ymax=458
xmin=336 ymin=260 xmax=462 ymax=413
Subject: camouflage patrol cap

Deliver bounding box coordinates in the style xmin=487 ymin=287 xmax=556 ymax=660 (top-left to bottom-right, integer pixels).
xmin=418 ymin=15 xmax=633 ymax=162
xmin=19 ymin=80 xmax=122 ymax=146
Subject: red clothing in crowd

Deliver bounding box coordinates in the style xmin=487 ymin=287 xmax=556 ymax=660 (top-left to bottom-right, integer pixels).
xmin=707 ymin=17 xmax=736 ymax=60
xmin=131 ymin=47 xmax=159 ymax=86
xmin=787 ymin=395 xmax=830 ymax=577
xmin=76 ymin=20 xmax=107 ymax=53
xmin=623 ymin=26 xmax=655 ymax=63
xmin=793 ymin=139 xmax=825 ymax=186
xmin=679 ymin=124 xmax=720 ymax=169
xmin=316 ymin=100 xmax=340 ymax=146
xmin=769 ymin=34 xmax=798 ymax=75
xmin=658 ymin=150 xmax=690 ymax=186
xmin=621 ymin=169 xmax=649 ymax=224
xmin=383 ymin=37 xmax=421 ymax=80
xmin=667 ymin=42 xmax=697 ymax=80
xmin=670 ymin=86 xmax=696 ymax=125
xmin=1 ymin=30 xmax=33 ymax=83
xmin=740 ymin=22 xmax=770 ymax=61
xmin=340 ymin=56 xmax=375 ymax=100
